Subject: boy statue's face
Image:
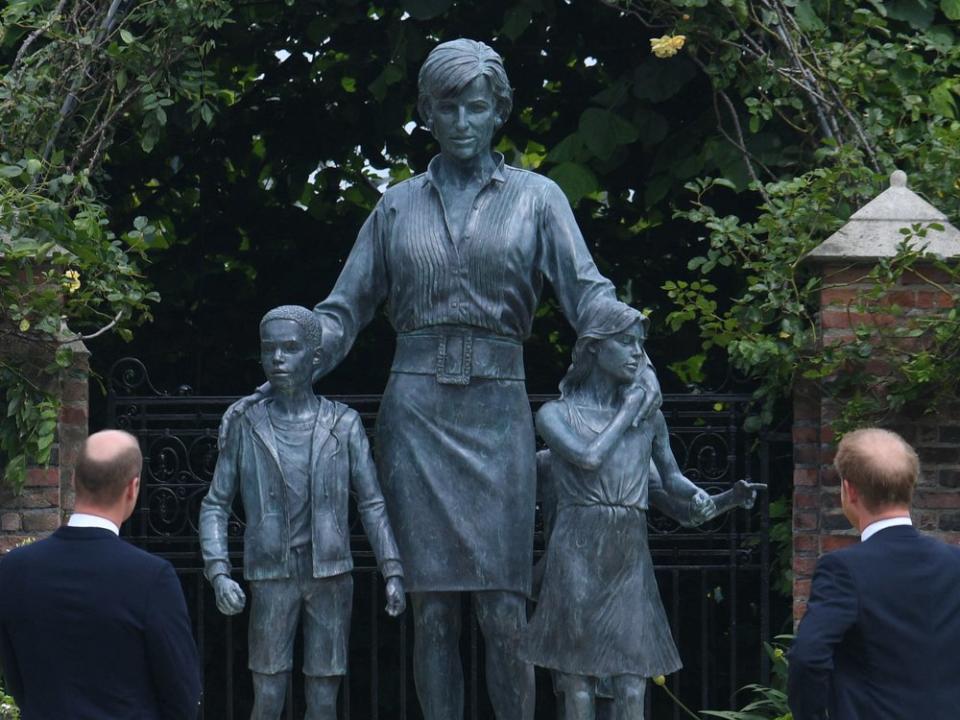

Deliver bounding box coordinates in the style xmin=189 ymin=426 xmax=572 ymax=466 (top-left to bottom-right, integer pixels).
xmin=259 ymin=319 xmax=316 ymax=392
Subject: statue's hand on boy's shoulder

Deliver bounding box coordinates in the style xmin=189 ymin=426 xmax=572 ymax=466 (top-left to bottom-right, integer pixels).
xmin=218 ymin=382 xmax=271 ymax=447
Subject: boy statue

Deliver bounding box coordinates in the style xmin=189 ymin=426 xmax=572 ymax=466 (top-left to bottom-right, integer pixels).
xmin=200 ymin=305 xmax=405 ymax=720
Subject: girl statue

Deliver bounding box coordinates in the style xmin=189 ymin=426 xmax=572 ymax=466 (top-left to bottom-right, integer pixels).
xmin=520 ymin=301 xmax=760 ymax=719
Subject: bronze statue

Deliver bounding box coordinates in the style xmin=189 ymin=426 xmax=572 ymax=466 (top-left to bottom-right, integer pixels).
xmin=201 ymin=306 xmax=405 ymax=720
xmin=520 ymin=302 xmax=761 ymax=719
xmin=223 ymin=39 xmax=659 ymax=720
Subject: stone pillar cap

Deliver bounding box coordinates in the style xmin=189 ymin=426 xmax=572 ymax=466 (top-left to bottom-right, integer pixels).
xmin=806 ymin=170 xmax=960 ymax=262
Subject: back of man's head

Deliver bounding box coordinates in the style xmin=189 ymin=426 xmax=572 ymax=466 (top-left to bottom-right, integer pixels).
xmin=75 ymin=430 xmax=142 ymax=507
xmin=835 ymin=428 xmax=918 ymax=511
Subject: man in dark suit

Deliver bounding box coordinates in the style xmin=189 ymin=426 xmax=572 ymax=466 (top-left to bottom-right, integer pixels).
xmin=0 ymin=429 xmax=202 ymax=719
xmin=789 ymin=427 xmax=960 ymax=720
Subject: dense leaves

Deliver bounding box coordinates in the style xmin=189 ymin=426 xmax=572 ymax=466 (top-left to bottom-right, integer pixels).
xmin=0 ymin=0 xmax=231 ymax=488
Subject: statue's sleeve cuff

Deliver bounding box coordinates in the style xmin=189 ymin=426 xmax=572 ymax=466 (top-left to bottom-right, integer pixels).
xmin=205 ymin=560 xmax=232 ymax=583
xmin=380 ymin=560 xmax=403 ymax=579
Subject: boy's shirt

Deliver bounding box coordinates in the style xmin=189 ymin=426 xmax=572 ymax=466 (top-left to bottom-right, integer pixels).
xmin=271 ymin=409 xmax=315 ymax=549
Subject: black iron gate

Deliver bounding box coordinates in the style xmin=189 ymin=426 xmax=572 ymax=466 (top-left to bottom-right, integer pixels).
xmin=106 ymin=357 xmax=776 ymax=719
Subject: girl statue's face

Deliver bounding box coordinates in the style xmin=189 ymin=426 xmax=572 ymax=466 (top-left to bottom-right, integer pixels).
xmin=592 ymin=322 xmax=646 ymax=385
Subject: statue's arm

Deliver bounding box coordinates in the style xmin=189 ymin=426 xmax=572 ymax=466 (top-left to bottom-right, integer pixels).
xmin=345 ymin=411 xmax=403 ymax=580
xmin=649 ymin=411 xmax=714 ymax=526
xmin=200 ymin=417 xmax=242 ymax=583
xmin=537 ymin=398 xmax=636 ymax=472
xmin=312 ymin=201 xmax=390 ymax=379
xmin=535 ymin=180 xmax=618 ymax=335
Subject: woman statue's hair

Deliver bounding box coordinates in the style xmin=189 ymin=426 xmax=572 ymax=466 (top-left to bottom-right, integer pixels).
xmin=559 ymin=301 xmax=649 ymax=399
xmin=417 ymin=39 xmax=513 ymax=128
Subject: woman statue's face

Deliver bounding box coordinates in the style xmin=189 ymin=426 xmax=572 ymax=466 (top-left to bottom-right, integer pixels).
xmin=428 ymin=75 xmax=499 ymax=164
xmin=592 ymin=322 xmax=646 ymax=385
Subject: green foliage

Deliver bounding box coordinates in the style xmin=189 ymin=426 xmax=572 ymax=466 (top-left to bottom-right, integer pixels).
xmin=701 ymin=640 xmax=793 ymax=719
xmin=603 ymin=0 xmax=960 ymax=428
xmin=0 ymin=671 xmax=17 ymax=720
xmin=0 ymin=0 xmax=232 ymax=489
xmin=655 ymin=639 xmax=793 ymax=719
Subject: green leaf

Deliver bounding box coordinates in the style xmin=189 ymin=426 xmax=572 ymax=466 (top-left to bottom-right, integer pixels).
xmin=887 ymin=0 xmax=935 ymax=28
xmin=340 ymin=76 xmax=357 ymax=93
xmin=120 ymin=28 xmax=135 ymax=44
xmin=795 ymin=0 xmax=826 ymax=31
xmin=401 ymin=0 xmax=454 ymax=20
xmin=502 ymin=6 xmax=532 ymax=40
xmin=54 ymin=347 xmax=74 ymax=368
xmin=548 ymin=162 xmax=599 ymax=205
xmin=578 ymin=108 xmax=638 ymax=160
xmin=546 ymin=134 xmax=588 ymax=163
xmin=3 ymin=454 xmax=26 ymax=492
xmin=0 ymin=165 xmax=23 ymax=178
xmin=942 ymin=0 xmax=960 ymax=20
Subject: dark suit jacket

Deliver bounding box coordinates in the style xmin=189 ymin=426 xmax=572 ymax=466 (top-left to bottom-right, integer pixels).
xmin=0 ymin=526 xmax=201 ymax=720
xmin=789 ymin=525 xmax=960 ymax=720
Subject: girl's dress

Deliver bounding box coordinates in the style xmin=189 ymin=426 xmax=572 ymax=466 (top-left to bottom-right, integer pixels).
xmin=520 ymin=400 xmax=683 ymax=678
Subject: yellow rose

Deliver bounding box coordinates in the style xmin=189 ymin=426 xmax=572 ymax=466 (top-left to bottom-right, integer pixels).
xmin=63 ymin=269 xmax=81 ymax=293
xmin=650 ymin=35 xmax=686 ymax=59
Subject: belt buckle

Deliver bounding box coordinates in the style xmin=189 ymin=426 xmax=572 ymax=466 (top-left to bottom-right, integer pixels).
xmin=436 ymin=331 xmax=473 ymax=385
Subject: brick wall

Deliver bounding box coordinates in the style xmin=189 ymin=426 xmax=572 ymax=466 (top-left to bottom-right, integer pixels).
xmin=0 ymin=335 xmax=88 ymax=553
xmin=792 ymin=261 xmax=960 ymax=622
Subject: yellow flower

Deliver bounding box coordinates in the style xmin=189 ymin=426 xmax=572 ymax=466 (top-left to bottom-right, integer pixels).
xmin=63 ymin=269 xmax=81 ymax=293
xmin=650 ymin=35 xmax=686 ymax=59
xmin=652 ymin=674 xmax=666 ymax=686
xmin=18 ymin=318 xmax=30 ymax=332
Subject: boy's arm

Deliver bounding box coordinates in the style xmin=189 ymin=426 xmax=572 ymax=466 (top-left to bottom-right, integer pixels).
xmin=346 ymin=412 xmax=403 ymax=580
xmin=200 ymin=414 xmax=243 ymax=583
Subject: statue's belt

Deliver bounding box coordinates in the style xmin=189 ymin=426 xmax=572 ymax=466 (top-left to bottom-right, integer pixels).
xmin=392 ymin=329 xmax=525 ymax=385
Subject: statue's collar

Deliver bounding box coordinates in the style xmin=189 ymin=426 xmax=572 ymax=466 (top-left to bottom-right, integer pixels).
xmin=423 ymin=152 xmax=506 ymax=189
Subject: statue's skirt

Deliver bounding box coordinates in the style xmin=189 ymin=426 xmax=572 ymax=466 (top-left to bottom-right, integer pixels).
xmin=520 ymin=505 xmax=682 ymax=678
xmin=375 ymin=370 xmax=536 ymax=595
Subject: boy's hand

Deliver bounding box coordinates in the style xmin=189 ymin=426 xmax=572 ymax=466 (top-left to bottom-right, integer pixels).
xmin=213 ymin=575 xmax=246 ymax=615
xmin=385 ymin=576 xmax=406 ymax=617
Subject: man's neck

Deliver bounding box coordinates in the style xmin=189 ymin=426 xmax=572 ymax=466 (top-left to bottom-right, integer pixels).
xmin=857 ymin=507 xmax=911 ymax=533
xmin=72 ymin=503 xmax=125 ymax=532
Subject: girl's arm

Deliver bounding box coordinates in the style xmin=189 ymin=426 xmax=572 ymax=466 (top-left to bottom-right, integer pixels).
xmin=537 ymin=383 xmax=655 ymax=471
xmin=649 ymin=411 xmax=716 ymax=526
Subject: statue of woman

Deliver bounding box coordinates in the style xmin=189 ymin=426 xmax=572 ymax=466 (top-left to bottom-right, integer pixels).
xmin=520 ymin=301 xmax=759 ymax=719
xmin=226 ymin=39 xmax=643 ymax=720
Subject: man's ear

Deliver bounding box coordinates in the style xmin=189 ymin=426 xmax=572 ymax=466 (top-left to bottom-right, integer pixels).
xmin=842 ymin=477 xmax=858 ymax=505
xmin=127 ymin=475 xmax=140 ymax=503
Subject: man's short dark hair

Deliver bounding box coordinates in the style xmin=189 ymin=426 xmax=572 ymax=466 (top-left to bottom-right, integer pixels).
xmin=835 ymin=428 xmax=918 ymax=511
xmin=75 ymin=432 xmax=142 ymax=504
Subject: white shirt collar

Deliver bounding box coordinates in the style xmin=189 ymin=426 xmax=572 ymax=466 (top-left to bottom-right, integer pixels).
xmin=861 ymin=516 xmax=912 ymax=542
xmin=67 ymin=513 xmax=120 ymax=536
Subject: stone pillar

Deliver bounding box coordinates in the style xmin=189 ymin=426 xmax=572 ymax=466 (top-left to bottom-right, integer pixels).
xmin=792 ymin=172 xmax=960 ymax=622
xmin=0 ymin=334 xmax=89 ymax=552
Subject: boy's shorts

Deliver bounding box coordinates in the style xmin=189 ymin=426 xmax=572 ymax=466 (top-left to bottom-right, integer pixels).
xmin=247 ymin=544 xmax=353 ymax=677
